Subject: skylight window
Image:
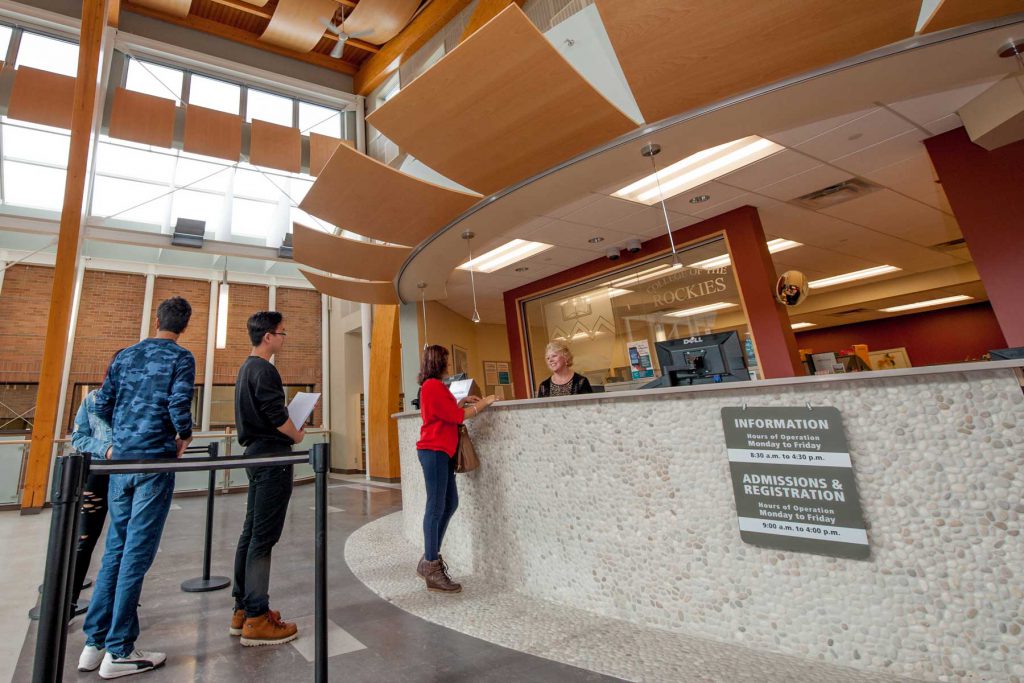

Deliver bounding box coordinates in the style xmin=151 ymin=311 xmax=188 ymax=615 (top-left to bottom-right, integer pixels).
xmin=16 ymin=32 xmax=79 ymax=77
xmin=188 ymin=75 xmax=241 ymax=115
xmin=125 ymin=59 xmax=184 ymax=103
xmin=247 ymin=89 xmax=293 ymax=126
xmin=2 ymin=125 xmax=69 ymax=166
xmin=0 ymin=26 xmax=14 ymax=61
xmin=299 ymin=101 xmax=342 ymax=137
xmin=3 ymin=161 xmax=66 ymax=211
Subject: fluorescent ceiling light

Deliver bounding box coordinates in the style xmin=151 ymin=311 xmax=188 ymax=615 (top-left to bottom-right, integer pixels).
xmin=458 ymin=239 xmax=553 ymax=273
xmin=613 ymin=136 xmax=784 ymax=206
xmin=791 ymin=322 xmax=816 ymax=330
xmin=215 ymin=282 xmax=229 ymax=350
xmin=665 ymin=302 xmax=737 ymax=318
xmin=689 ymin=238 xmax=803 ymax=270
xmin=880 ymin=294 xmax=972 ymax=313
xmin=809 ymin=265 xmax=901 ymax=289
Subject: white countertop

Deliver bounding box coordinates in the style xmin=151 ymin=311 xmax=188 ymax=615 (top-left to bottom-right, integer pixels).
xmin=393 ymin=359 xmax=1024 ymax=419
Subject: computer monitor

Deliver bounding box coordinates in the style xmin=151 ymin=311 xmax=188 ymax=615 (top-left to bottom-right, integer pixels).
xmin=989 ymin=347 xmax=1024 ymax=360
xmin=644 ymin=331 xmax=749 ymax=388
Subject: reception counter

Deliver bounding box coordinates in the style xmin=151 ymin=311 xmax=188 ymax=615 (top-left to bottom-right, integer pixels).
xmin=394 ymin=360 xmax=1024 ymax=681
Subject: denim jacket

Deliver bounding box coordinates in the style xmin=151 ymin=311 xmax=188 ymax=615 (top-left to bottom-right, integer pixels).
xmin=71 ymin=390 xmax=113 ymax=458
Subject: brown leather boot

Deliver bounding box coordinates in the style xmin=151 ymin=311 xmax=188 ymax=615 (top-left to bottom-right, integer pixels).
xmin=423 ymin=559 xmax=462 ymax=593
xmin=231 ymin=609 xmax=278 ymax=636
xmin=416 ymin=555 xmax=430 ymax=578
xmin=240 ymin=611 xmax=298 ymax=647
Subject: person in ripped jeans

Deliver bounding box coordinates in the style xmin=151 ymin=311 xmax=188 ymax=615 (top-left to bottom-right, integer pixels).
xmin=68 ymin=349 xmax=124 ymax=619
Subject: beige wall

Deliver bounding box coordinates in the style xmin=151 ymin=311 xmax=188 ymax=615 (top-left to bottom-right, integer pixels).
xmin=416 ymin=301 xmax=512 ymax=396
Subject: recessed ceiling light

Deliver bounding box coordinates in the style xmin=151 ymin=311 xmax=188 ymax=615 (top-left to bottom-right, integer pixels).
xmin=791 ymin=322 xmax=816 ymax=330
xmin=689 ymin=238 xmax=802 ymax=269
xmin=458 ymin=239 xmax=554 ymax=273
xmin=613 ymin=135 xmax=784 ymax=206
xmin=588 ymin=236 xmax=605 ymax=243
xmin=665 ymin=302 xmax=737 ymax=318
xmin=809 ymin=265 xmax=901 ymax=289
xmin=515 ymin=267 xmax=529 ymax=272
xmin=689 ymin=194 xmax=711 ymax=204
xmin=880 ymin=294 xmax=972 ymax=313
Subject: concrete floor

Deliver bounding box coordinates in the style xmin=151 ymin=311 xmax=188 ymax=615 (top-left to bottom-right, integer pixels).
xmin=7 ymin=478 xmax=618 ymax=682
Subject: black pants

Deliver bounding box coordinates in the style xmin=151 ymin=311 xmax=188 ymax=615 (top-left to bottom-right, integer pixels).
xmin=72 ymin=472 xmax=109 ymax=605
xmin=232 ymin=441 xmax=293 ymax=617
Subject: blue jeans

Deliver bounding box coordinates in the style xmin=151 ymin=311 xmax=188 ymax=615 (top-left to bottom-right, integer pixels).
xmin=83 ymin=472 xmax=175 ymax=658
xmin=418 ymin=449 xmax=458 ymax=562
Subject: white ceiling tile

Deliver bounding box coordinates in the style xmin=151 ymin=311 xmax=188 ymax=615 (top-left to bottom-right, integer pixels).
xmin=531 ymin=219 xmax=639 ymax=251
xmin=662 ymin=181 xmax=747 ymax=214
xmin=560 ymin=195 xmax=647 ymax=230
xmin=765 ymin=108 xmax=873 ymax=148
xmin=603 ymin=205 xmax=698 ymax=236
xmin=795 ymin=108 xmax=916 ymax=162
xmin=922 ymin=113 xmax=965 ymax=136
xmin=544 ymin=193 xmax=602 ymax=218
xmin=819 ymin=189 xmax=961 ymax=247
xmin=885 ymin=78 xmax=1001 ymax=127
xmin=831 ymin=128 xmax=928 ymax=176
xmin=717 ymin=149 xmax=821 ymax=191
xmin=755 ymin=164 xmax=853 ymax=201
xmin=863 ymin=151 xmax=953 ymax=214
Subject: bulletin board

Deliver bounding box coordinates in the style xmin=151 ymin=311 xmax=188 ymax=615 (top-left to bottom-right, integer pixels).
xmin=483 ymin=360 xmax=514 ymax=399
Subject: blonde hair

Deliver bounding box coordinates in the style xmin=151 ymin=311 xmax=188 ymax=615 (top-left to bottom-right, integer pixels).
xmin=544 ymin=340 xmax=573 ymax=367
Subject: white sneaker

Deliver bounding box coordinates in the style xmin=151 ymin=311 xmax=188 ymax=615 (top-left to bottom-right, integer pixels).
xmin=78 ymin=644 xmax=105 ymax=672
xmin=98 ymin=649 xmax=166 ymax=679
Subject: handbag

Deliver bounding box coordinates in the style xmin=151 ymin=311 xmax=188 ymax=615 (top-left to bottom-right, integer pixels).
xmin=455 ymin=424 xmax=479 ymax=473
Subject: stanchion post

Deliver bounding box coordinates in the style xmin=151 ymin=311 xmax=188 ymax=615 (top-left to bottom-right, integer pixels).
xmin=310 ymin=442 xmax=329 ymax=683
xmin=182 ymin=442 xmax=230 ymax=592
xmin=33 ymin=454 xmax=85 ymax=683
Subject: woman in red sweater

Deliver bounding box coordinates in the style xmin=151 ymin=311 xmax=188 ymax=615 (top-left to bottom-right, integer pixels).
xmin=416 ymin=345 xmax=496 ymax=593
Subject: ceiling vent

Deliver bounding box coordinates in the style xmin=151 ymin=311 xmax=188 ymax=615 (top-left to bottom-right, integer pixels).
xmin=932 ymin=237 xmax=966 ymax=251
xmin=792 ymin=178 xmax=881 ymax=210
xmin=831 ymin=307 xmax=870 ymax=317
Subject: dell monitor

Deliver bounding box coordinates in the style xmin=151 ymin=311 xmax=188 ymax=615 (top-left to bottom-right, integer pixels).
xmin=644 ymin=331 xmax=749 ymax=388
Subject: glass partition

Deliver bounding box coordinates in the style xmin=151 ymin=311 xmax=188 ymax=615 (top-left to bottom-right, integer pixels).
xmin=521 ymin=237 xmax=756 ymax=395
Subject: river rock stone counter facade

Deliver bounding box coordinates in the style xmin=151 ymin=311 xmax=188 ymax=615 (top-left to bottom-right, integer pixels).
xmin=393 ymin=363 xmax=1024 ymax=681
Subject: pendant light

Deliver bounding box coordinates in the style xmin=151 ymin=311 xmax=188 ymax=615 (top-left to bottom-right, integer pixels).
xmin=417 ymin=281 xmax=428 ymax=349
xmin=641 ymin=143 xmax=680 ymax=260
xmin=215 ymin=263 xmax=229 ymax=350
xmin=462 ymin=230 xmax=482 ymax=323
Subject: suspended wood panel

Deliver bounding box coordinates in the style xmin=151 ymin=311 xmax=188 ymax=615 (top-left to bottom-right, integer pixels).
xmin=249 ymin=119 xmax=301 ymax=172
xmin=300 ymin=269 xmax=398 ymax=305
xmin=460 ymin=0 xmax=525 ymax=42
xmin=309 ymin=133 xmax=353 ymax=176
xmin=299 ymin=142 xmax=481 ymax=246
xmin=595 ymin=0 xmax=920 ymax=124
xmin=920 ymin=0 xmax=1024 ymax=33
xmin=365 ymin=5 xmax=636 ymax=195
xmin=130 ymin=0 xmax=190 ymax=17
xmin=7 ymin=67 xmax=75 ymax=130
xmin=183 ymin=104 xmax=243 ymax=162
xmin=259 ymin=0 xmax=338 ymax=53
xmin=293 ymin=223 xmax=411 ymax=282
xmin=108 ymin=88 xmax=176 ymax=148
xmin=343 ymin=0 xmax=420 ymax=45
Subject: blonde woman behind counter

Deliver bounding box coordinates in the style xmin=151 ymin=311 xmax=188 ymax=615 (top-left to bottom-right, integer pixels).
xmin=536 ymin=341 xmax=593 ymax=398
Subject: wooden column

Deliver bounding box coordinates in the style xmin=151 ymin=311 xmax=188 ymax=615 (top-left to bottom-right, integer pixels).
xmin=725 ymin=206 xmax=803 ymax=378
xmin=367 ymin=304 xmax=402 ymax=481
xmin=924 ymin=127 xmax=1024 ymax=347
xmin=21 ymin=0 xmax=111 ymax=511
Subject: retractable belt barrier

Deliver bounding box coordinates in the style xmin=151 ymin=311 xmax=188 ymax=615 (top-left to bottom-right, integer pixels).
xmin=32 ymin=443 xmax=331 ymax=683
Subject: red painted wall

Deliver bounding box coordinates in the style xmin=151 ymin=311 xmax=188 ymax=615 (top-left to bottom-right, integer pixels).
xmin=794 ymin=302 xmax=1007 ymax=366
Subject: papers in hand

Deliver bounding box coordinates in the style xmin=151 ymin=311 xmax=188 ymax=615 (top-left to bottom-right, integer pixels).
xmin=447 ymin=379 xmax=477 ymax=402
xmin=287 ymin=392 xmax=321 ymax=429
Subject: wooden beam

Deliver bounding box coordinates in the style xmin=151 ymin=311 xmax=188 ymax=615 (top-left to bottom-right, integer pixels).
xmin=354 ymin=0 xmax=473 ymax=95
xmin=123 ymin=2 xmax=360 ymax=75
xmin=22 ymin=0 xmax=111 ymax=511
xmin=368 ymin=304 xmax=402 ymax=480
xmin=207 ymin=0 xmax=379 ymax=53
xmin=108 ymin=0 xmax=121 ymax=27
xmin=459 ymin=0 xmax=524 ymax=43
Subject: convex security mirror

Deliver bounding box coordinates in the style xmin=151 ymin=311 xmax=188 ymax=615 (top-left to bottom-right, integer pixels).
xmin=775 ymin=271 xmax=809 ymax=307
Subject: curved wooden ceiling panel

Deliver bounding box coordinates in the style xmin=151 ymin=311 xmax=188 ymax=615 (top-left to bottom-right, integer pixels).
xmin=298 ymin=142 xmax=481 ymax=246
xmin=260 ymin=0 xmax=338 ymax=53
xmin=364 ymin=5 xmax=636 ymax=195
xmin=130 ymin=0 xmax=191 ymax=18
xmin=293 ymin=223 xmax=411 ymax=282
xmin=342 ymin=0 xmax=421 ymax=45
xmin=300 ymin=269 xmax=398 ymax=305
xmin=594 ymin=0 xmax=920 ymax=124
xmin=920 ymin=0 xmax=1024 ymax=33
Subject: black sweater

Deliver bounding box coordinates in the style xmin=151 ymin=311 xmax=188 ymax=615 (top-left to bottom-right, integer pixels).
xmin=235 ymin=356 xmax=292 ymax=447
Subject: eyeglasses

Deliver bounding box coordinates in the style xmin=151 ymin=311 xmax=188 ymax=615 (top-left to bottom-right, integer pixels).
xmin=269 ymin=331 xmax=288 ymax=337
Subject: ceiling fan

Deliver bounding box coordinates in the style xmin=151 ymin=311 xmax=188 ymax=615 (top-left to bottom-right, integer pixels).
xmin=322 ymin=7 xmax=374 ymax=59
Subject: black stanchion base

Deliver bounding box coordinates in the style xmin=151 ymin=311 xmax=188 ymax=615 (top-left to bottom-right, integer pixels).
xmin=181 ymin=576 xmax=231 ymax=593
xmin=29 ymin=600 xmax=87 ymax=621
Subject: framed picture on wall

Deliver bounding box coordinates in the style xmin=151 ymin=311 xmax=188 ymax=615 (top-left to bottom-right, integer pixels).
xmin=451 ymin=344 xmax=469 ymax=377
xmin=869 ymin=347 xmax=912 ymax=371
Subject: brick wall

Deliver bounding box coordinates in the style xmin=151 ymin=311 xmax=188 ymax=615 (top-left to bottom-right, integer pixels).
xmin=0 ymin=265 xmax=55 ymax=383
xmin=148 ymin=277 xmax=213 ymax=372
xmin=212 ymin=283 xmax=269 ymax=384
xmin=276 ymin=287 xmax=323 ymax=426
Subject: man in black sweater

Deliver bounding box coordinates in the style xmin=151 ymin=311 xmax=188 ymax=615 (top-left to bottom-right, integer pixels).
xmin=230 ymin=311 xmax=305 ymax=647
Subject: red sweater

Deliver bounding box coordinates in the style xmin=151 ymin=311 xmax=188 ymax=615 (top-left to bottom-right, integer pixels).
xmin=416 ymin=378 xmax=464 ymax=457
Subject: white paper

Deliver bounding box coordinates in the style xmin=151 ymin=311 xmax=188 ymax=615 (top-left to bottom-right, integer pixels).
xmin=448 ymin=379 xmax=474 ymax=402
xmin=288 ymin=392 xmax=321 ymax=429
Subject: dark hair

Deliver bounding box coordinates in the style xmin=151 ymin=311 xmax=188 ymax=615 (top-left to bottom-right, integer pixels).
xmin=156 ymin=297 xmax=192 ymax=334
xmin=418 ymin=344 xmax=448 ymax=385
xmin=247 ymin=311 xmax=283 ymax=347
xmin=103 ymin=348 xmax=126 ymax=381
